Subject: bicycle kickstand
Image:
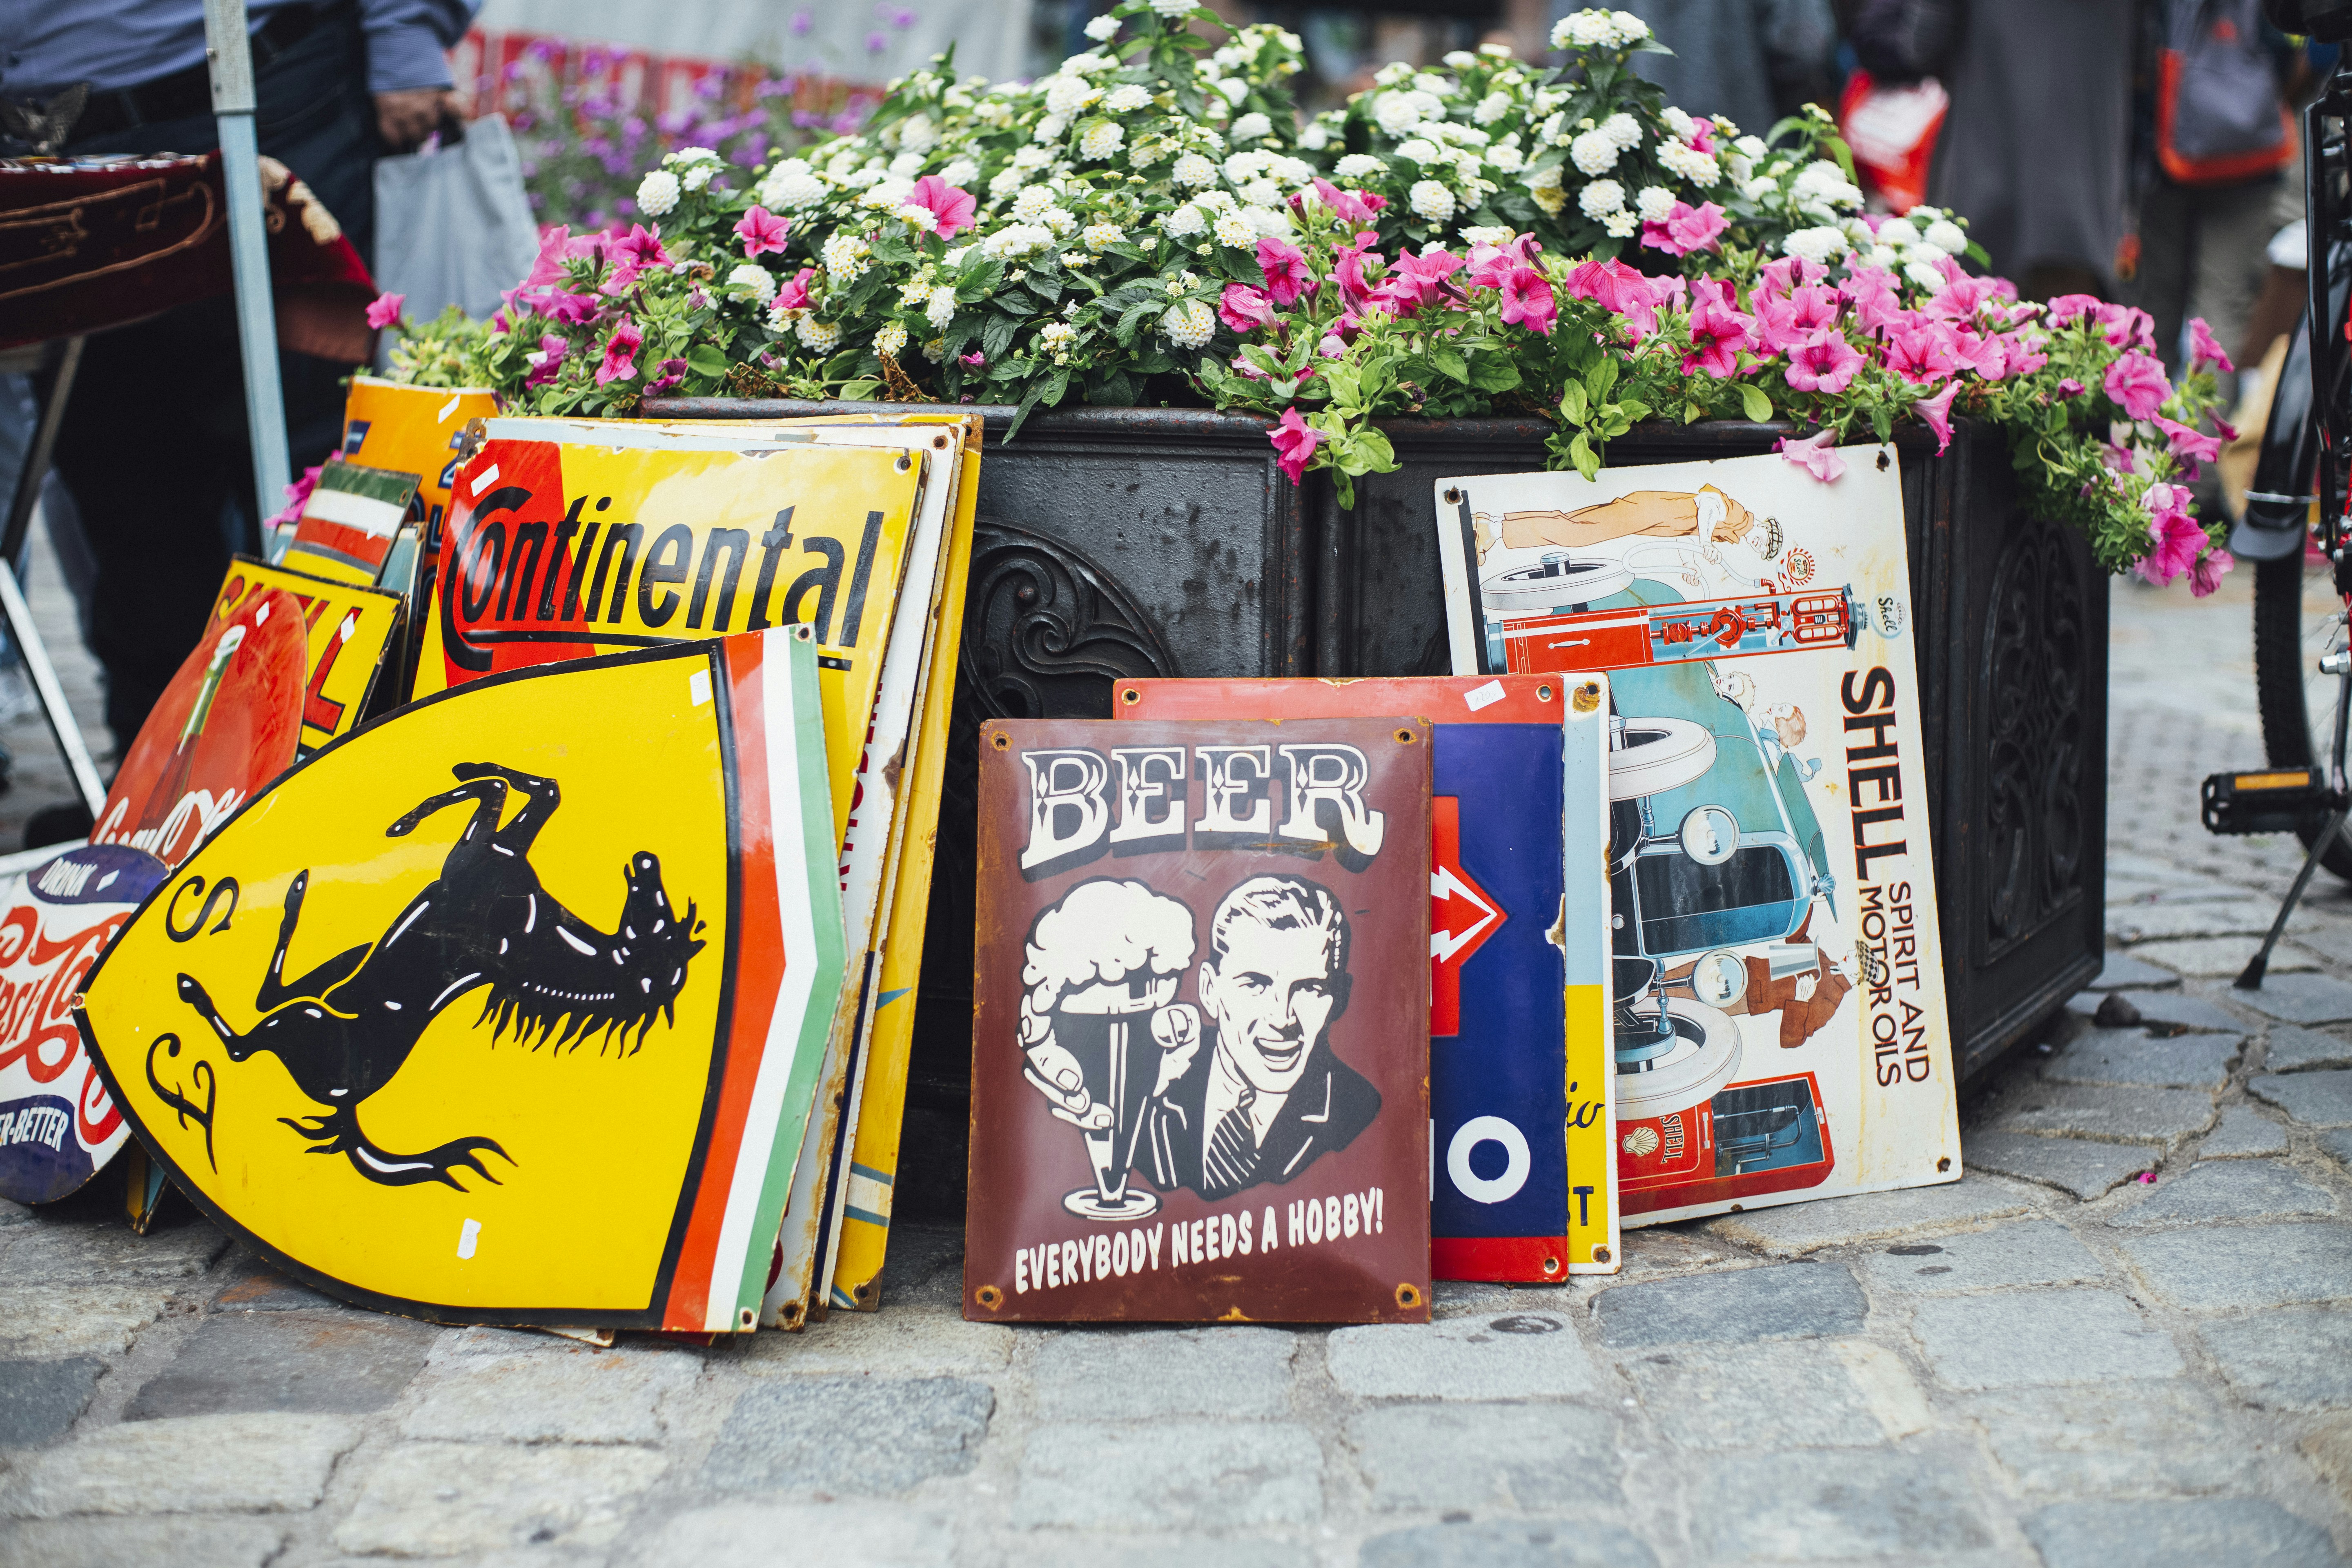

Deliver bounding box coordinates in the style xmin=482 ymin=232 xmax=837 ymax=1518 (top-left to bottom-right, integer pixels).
xmin=2239 ymin=646 xmax=2352 ymax=989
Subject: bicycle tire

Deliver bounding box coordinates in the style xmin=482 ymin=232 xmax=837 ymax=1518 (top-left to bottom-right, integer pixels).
xmin=2253 ymin=552 xmax=2352 ymax=880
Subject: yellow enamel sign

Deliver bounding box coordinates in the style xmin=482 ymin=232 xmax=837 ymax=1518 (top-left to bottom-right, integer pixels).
xmin=212 ymin=557 xmax=403 ymax=754
xmin=416 ymin=433 xmax=925 ymax=859
xmin=78 ymin=634 xmax=847 ymax=1330
xmin=341 ymin=375 xmax=499 ymax=542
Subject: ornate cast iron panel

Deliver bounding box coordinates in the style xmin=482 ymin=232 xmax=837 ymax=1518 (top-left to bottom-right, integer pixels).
xmin=1980 ymin=526 xmax=2088 ymax=959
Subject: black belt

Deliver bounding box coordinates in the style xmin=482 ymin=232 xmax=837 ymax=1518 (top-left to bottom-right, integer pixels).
xmin=67 ymin=4 xmax=339 ymax=143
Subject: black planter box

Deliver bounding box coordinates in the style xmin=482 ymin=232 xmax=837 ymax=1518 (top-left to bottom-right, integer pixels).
xmin=648 ymin=399 xmax=2107 ymax=1189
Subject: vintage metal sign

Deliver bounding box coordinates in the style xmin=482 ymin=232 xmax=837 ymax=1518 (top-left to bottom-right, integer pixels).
xmin=339 ymin=376 xmax=500 ymax=548
xmin=211 ymin=557 xmax=404 ymax=756
xmin=2 ymin=584 xmax=308 ymax=1204
xmin=1435 ymin=449 xmax=1959 ymax=1224
xmin=76 ymin=630 xmax=846 ymax=1331
xmin=967 ymin=717 xmax=1432 ymax=1323
xmin=284 ymin=462 xmax=421 ymax=586
xmin=1114 ymin=675 xmax=1618 ymax=1279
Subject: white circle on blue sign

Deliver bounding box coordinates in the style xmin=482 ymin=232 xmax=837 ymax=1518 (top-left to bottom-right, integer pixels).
xmin=1447 ymin=1116 xmax=1531 ymax=1204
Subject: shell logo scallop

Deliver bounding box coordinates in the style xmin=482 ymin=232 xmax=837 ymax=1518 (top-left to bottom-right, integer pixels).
xmin=75 ymin=630 xmax=846 ymax=1333
xmin=1622 ymin=1126 xmax=1661 ymax=1158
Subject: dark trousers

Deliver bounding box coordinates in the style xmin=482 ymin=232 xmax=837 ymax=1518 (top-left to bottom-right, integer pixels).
xmin=52 ymin=8 xmax=381 ymax=747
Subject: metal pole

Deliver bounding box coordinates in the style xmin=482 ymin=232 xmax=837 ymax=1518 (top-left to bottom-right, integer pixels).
xmin=0 ymin=561 xmax=108 ymax=819
xmin=202 ymin=0 xmax=291 ymax=519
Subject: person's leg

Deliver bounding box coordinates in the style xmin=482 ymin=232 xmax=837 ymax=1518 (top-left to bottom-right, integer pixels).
xmin=2183 ymin=176 xmax=2281 ymax=405
xmin=2127 ymin=179 xmax=2195 ymax=371
xmin=49 ymin=10 xmax=380 ymax=745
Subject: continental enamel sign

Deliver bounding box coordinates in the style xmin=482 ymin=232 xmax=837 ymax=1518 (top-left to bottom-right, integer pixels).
xmin=75 ymin=630 xmax=847 ymax=1330
xmin=1434 ymin=448 xmax=1959 ymax=1225
xmin=1 ymin=586 xmax=307 ymax=1203
xmin=968 ymin=717 xmax=1432 ymax=1323
xmin=285 ymin=462 xmax=421 ymax=586
xmin=212 ymin=557 xmax=403 ymax=755
xmin=1117 ymin=675 xmax=1619 ymax=1279
xmin=341 ymin=375 xmax=499 ymax=548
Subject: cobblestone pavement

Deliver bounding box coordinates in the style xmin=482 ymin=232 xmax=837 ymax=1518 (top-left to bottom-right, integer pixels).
xmin=4 ymin=542 xmax=2352 ymax=1566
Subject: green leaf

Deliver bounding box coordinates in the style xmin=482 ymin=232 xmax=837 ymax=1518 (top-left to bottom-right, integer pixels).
xmin=1584 ymin=356 xmax=1619 ymax=401
xmin=1616 ymin=399 xmax=1651 ymax=425
xmin=1559 ymin=381 xmax=1590 ymax=425
xmin=1469 ymin=356 xmax=1521 ymax=393
xmin=1737 ymin=383 xmax=1773 ymax=423
xmin=1568 ymin=432 xmax=1598 ymax=481
xmin=686 ymin=343 xmax=730 ymax=379
xmin=1431 ymin=344 xmax=1471 ymax=384
xmin=1684 ymin=399 xmax=1708 ymax=424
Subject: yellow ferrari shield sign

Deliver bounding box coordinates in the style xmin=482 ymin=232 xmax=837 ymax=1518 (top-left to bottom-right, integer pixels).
xmin=77 ymin=632 xmax=845 ymax=1331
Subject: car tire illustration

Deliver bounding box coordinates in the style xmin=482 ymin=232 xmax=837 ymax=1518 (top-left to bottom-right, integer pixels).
xmin=1616 ymin=997 xmax=1744 ymax=1120
xmin=1481 ymin=555 xmax=1636 ymax=613
xmin=1608 ymin=717 xmax=1717 ymax=802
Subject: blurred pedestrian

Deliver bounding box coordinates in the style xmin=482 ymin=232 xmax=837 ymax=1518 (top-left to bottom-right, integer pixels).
xmin=1583 ymin=0 xmax=1840 ymax=130
xmin=0 ymin=0 xmax=477 ymax=751
xmin=1926 ymin=0 xmax=2139 ymax=299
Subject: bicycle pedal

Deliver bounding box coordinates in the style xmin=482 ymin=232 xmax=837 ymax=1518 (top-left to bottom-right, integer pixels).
xmin=2202 ymin=768 xmax=2345 ymax=835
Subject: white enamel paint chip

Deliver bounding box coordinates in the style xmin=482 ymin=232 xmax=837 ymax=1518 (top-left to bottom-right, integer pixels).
xmin=469 ymin=463 xmax=502 ymax=497
xmin=689 ymin=668 xmax=713 ymax=707
xmin=457 ymin=1218 xmax=481 ymax=1259
xmin=1463 ymin=679 xmax=1505 ymax=712
xmin=437 ymin=394 xmax=463 ymax=424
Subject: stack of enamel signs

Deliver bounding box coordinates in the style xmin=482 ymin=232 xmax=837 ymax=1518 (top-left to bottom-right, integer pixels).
xmin=1433 ymin=446 xmax=1961 ymax=1223
xmin=56 ymin=408 xmax=976 ymax=1336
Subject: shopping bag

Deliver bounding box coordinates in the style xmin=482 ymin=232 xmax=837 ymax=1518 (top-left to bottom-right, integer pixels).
xmin=370 ymin=115 xmax=539 ymax=367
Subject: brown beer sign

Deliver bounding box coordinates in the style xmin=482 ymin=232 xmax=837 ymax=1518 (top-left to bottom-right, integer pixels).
xmin=967 ymin=717 xmax=1432 ymax=1324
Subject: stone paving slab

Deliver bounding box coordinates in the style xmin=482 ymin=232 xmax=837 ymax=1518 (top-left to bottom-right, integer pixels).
xmin=1696 ymin=1176 xmax=2033 ymax=1257
xmin=1682 ymin=1445 xmax=2002 ymax=1563
xmin=1622 ymin=1339 xmax=1895 ymax=1450
xmin=120 ymin=1309 xmax=433 ymax=1420
xmin=0 ymin=1356 xmax=102 ymax=1448
xmin=2107 ymin=902 xmax=2283 ymax=943
xmin=1854 ymin=1220 xmax=2107 ymax=1295
xmin=2087 ymin=950 xmax=2185 ymax=989
xmin=1325 ymin=1310 xmax=1597 ymax=1399
xmin=2267 ymin=1025 xmax=2352 ymax=1074
xmin=2025 ymin=1498 xmax=2345 ymax=1568
xmin=2 ymin=1222 xmax=227 ymax=1284
xmin=619 ymin=1502 xmax=955 ymax=1568
xmin=2196 ymin=1306 xmax=2352 ymax=1413
xmin=1343 ymin=1401 xmax=1620 ymax=1510
xmin=2233 ymin=972 xmax=2352 ymax=1025
xmin=1592 ymin=1261 xmax=1866 ymax=1349
xmin=2326 ymin=1129 xmax=2352 ymax=1173
xmin=1964 ymin=1381 xmax=2263 ymax=1498
xmin=2252 ymin=1070 xmax=2352 ymax=1129
xmin=2105 ymin=1159 xmax=2339 ymax=1228
xmin=0 ymin=1285 xmax=176 ymax=1359
xmin=0 ymin=1413 xmax=360 ymax=1517
xmin=1909 ymin=1288 xmax=2184 ymax=1390
xmin=0 ymin=1517 xmax=288 ymax=1568
xmin=2198 ymin=1105 xmax=2293 ymax=1158
xmin=1358 ymin=1519 xmax=1659 ymax=1568
xmin=2068 ymin=991 xmax=2254 ymax=1035
xmin=2120 ymin=1222 xmax=2352 ymax=1310
xmin=1988 ymin=1082 xmax=2217 ymax=1145
xmin=2126 ymin=937 xmax=2317 ymax=978
xmin=401 ymin=1345 xmax=698 ymax=1444
xmin=734 ymin=1305 xmax=1013 ymax=1376
xmin=1961 ymin=1131 xmax=2156 ymax=1198
xmin=1013 ymin=1420 xmax=1324 ymax=1530
xmin=1029 ymin=1327 xmax=1294 ymax=1420
xmin=332 ymin=1441 xmax=663 ymax=1555
xmin=2042 ymin=1029 xmax=2243 ymax=1089
xmin=700 ymin=1374 xmax=991 ymax=1494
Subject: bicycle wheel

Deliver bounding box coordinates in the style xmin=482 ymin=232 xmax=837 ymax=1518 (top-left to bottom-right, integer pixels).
xmin=2253 ymin=551 xmax=2352 ymax=880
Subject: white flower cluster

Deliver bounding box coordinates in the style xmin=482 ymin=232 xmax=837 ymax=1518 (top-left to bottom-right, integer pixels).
xmin=636 ymin=169 xmax=681 ymax=218
xmin=820 ymin=232 xmax=869 ymax=284
xmin=1161 ymin=298 xmax=1215 ymax=348
xmin=1657 ymin=140 xmax=1719 ymax=186
xmin=758 ymin=158 xmax=829 ymax=210
xmin=1569 ymin=111 xmax=1641 ymax=175
xmin=875 ymin=321 xmax=909 ymax=358
xmin=1408 ymin=180 xmax=1457 ymax=223
xmin=1788 ymin=159 xmax=1865 ymax=216
xmin=1579 ymin=178 xmax=1625 ymax=218
xmin=726 ymin=263 xmax=776 ymax=305
xmin=1550 ymin=8 xmax=1650 ymax=49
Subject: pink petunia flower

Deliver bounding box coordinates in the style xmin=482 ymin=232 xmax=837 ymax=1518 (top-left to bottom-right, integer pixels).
xmin=523 ymin=333 xmax=571 ymax=389
xmin=2189 ymin=316 xmax=2235 ymax=374
xmin=734 ymin=205 xmax=791 ymax=257
xmin=1776 ymin=430 xmax=1846 ymax=483
xmin=1219 ymin=283 xmax=1276 ymax=334
xmin=1936 ymin=323 xmax=2007 ymax=379
xmin=771 ymin=266 xmax=817 ymax=314
xmin=1386 ymin=247 xmax=1464 ymax=309
xmin=1914 ymin=382 xmax=1960 ymax=454
xmin=365 ymin=292 xmax=405 ymax=331
xmin=2190 ymin=546 xmax=2235 ymax=597
xmin=905 ymin=174 xmax=978 ymax=237
xmin=1753 ymin=255 xmax=1824 ymax=303
xmin=1559 ymin=258 xmax=1665 ymax=341
xmin=1882 ymin=320 xmax=1957 ymax=384
xmin=1335 ymin=233 xmax=1384 ymax=308
xmin=596 ymin=317 xmax=643 ymax=385
xmin=2104 ymin=350 xmax=2172 ymax=420
xmin=1296 ymin=178 xmax=1386 ymax=227
xmin=1997 ymin=331 xmax=2049 ymax=379
xmin=1751 ymin=285 xmax=1842 ymax=356
xmin=960 ymin=350 xmax=986 ymax=367
xmin=1682 ymin=290 xmax=1752 ymax=378
xmin=1784 ymin=328 xmax=1865 ymax=395
xmin=646 ymin=356 xmax=688 ymax=394
xmin=2153 ymin=414 xmax=2223 ymax=470
xmin=1922 ymin=270 xmax=1998 ymax=323
xmin=1499 ymin=266 xmax=1556 ymax=335
xmin=1256 ymin=237 xmax=1316 ymax=307
xmin=1269 ymin=407 xmax=1322 ymax=484
xmin=2056 ymin=377 xmax=2085 ymax=398
xmin=2134 ymin=484 xmax=2205 ymax=584
xmin=1641 ymin=200 xmax=1728 ymax=258
xmin=1838 ymin=267 xmax=1907 ymax=338
xmin=1466 ymin=233 xmax=1541 ymax=290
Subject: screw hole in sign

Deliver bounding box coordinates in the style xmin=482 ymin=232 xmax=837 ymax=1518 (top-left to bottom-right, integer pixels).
xmin=1394 ymin=728 xmax=1415 ymax=745
xmin=739 ymin=1308 xmax=756 ymax=1330
xmin=1394 ymin=1283 xmax=1423 ymax=1310
xmin=991 ymin=732 xmax=1010 ymax=751
xmin=896 ymin=454 xmax=911 ymax=471
xmin=1937 ymin=1156 xmax=1951 ymax=1172
xmin=976 ymin=1284 xmax=1004 ymax=1310
xmin=1574 ymin=681 xmax=1602 ymax=713
xmin=1120 ymin=686 xmax=1140 ymax=705
xmin=1542 ymin=1256 xmax=1561 ymax=1275
xmin=1537 ymin=682 xmax=1554 ymax=702
xmin=1593 ymin=1245 xmax=1613 ymax=1264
